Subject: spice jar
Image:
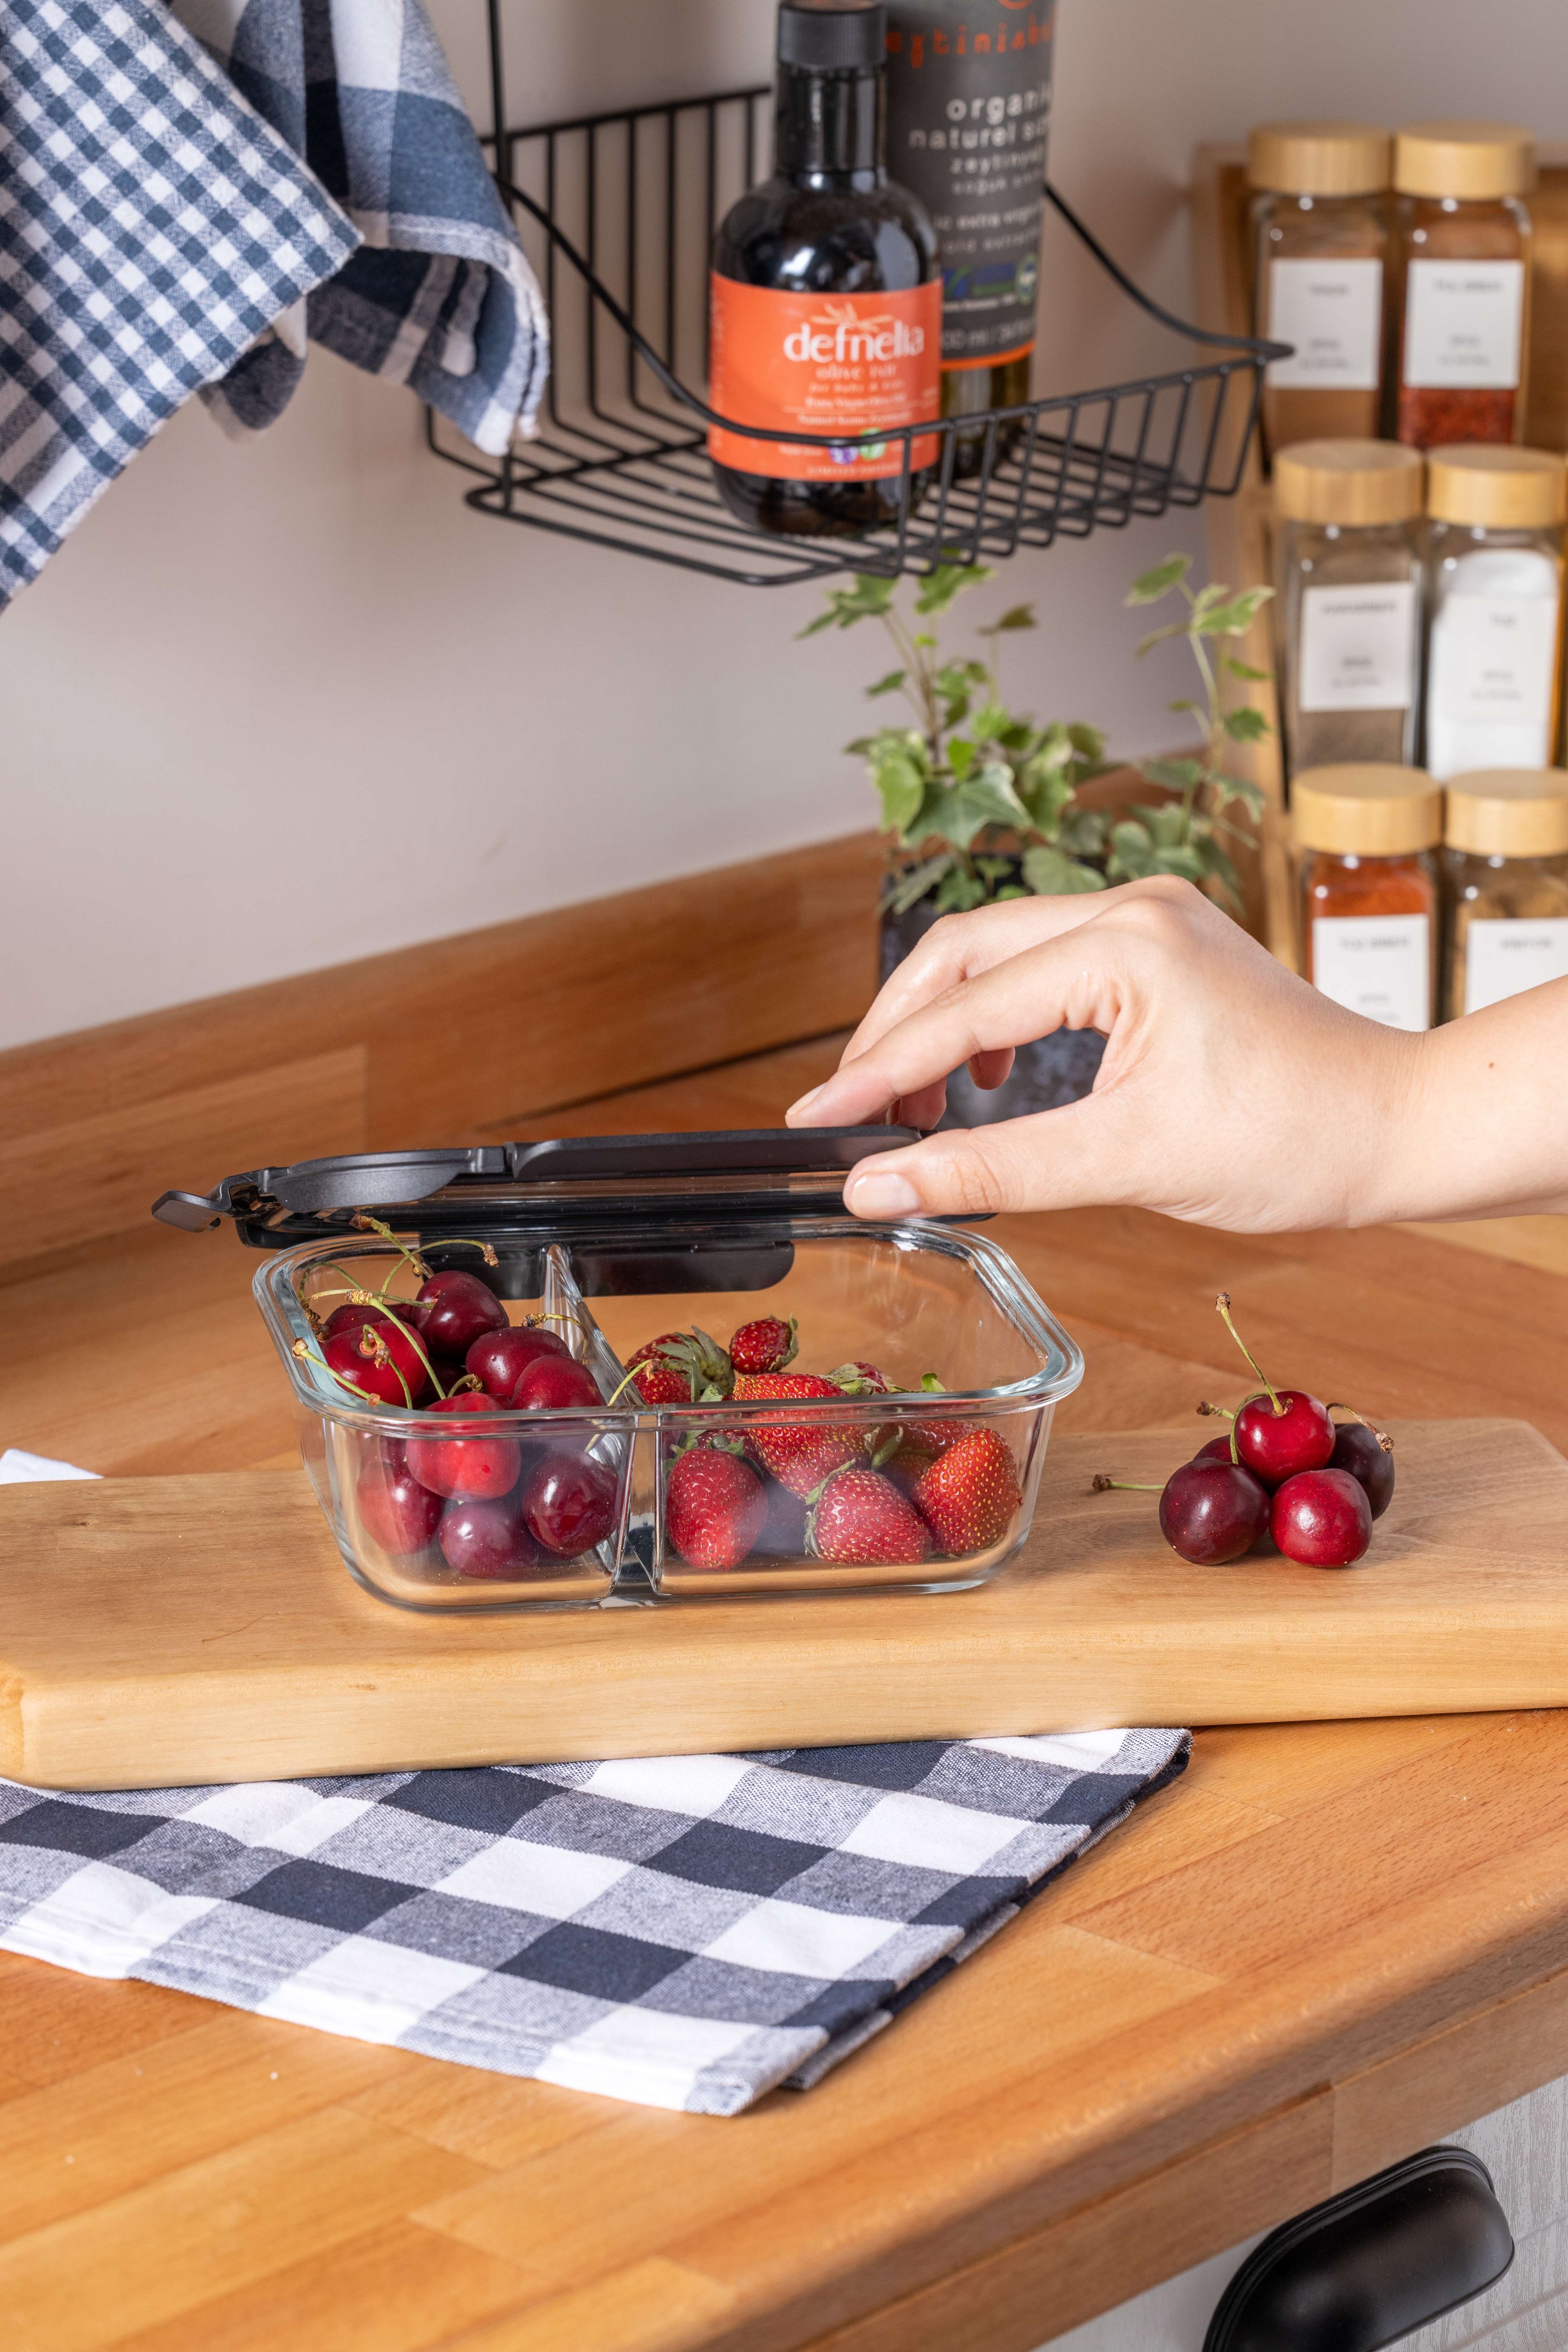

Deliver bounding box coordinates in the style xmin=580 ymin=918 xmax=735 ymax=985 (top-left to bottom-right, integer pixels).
xmin=1247 ymin=122 xmax=1391 ymax=459
xmin=1423 ymin=444 xmax=1567 ymax=782
xmin=1274 ymin=439 xmax=1424 ymax=778
xmin=1390 ymin=121 xmax=1535 ymax=450
xmin=1443 ymin=768 xmax=1568 ymax=1018
xmin=1294 ymin=763 xmax=1443 ymax=1031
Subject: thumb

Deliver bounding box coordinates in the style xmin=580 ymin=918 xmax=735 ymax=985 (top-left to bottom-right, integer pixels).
xmin=842 ymin=1094 xmax=1131 ymax=1221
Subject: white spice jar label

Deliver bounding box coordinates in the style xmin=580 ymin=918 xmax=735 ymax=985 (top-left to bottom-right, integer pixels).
xmin=1298 ymin=581 xmax=1418 ymax=711
xmin=1312 ymin=913 xmax=1431 ymax=1030
xmin=1437 ymin=593 xmax=1559 ymax=731
xmin=1265 ymin=258 xmax=1383 ymax=390
xmin=1402 ymin=259 xmax=1525 ymax=388
xmin=1464 ymin=917 xmax=1568 ymax=1015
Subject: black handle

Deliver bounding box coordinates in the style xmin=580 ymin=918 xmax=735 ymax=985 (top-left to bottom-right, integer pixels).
xmin=1203 ymin=2146 xmax=1513 ymax=2352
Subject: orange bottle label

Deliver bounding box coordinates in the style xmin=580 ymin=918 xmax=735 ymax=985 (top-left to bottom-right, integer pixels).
xmin=708 ymin=277 xmax=943 ymax=480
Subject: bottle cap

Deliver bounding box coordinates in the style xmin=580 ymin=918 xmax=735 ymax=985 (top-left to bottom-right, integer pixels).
xmin=1426 ymin=444 xmax=1568 ymax=529
xmin=1274 ymin=439 xmax=1424 ymax=526
xmin=1246 ymin=122 xmax=1391 ymax=197
xmin=1446 ymin=770 xmax=1568 ymax=858
xmin=778 ymin=0 xmax=886 ymax=71
xmin=1394 ymin=121 xmax=1537 ymax=200
xmin=1292 ymin=764 xmax=1444 ymax=856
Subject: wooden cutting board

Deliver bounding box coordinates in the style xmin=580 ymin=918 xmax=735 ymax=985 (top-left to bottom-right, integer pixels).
xmin=1 ymin=1418 xmax=1564 ymax=1791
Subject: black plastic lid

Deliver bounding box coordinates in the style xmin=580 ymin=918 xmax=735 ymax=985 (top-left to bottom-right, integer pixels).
xmin=777 ymin=0 xmax=886 ymax=74
xmin=152 ymin=1127 xmax=924 ymax=1249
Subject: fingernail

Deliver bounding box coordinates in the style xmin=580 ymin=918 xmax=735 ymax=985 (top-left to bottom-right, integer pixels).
xmin=845 ymin=1170 xmax=921 ymax=1218
xmin=787 ymin=1085 xmax=825 ymax=1120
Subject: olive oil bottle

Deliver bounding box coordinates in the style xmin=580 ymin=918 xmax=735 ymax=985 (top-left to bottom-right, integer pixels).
xmin=709 ymin=0 xmax=942 ymax=539
xmin=884 ymin=1 xmax=1057 ymax=474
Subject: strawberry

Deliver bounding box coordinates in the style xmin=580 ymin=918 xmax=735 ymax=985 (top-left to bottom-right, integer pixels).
xmin=732 ymin=1371 xmax=862 ymax=1497
xmin=728 ymin=1316 xmax=797 ymax=1376
xmin=665 ymin=1443 xmax=768 ymax=1570
xmin=628 ymin=1327 xmax=733 ymax=1403
xmin=828 ymin=1359 xmax=901 ymax=1455
xmin=883 ymin=1438 xmax=939 ymax=1497
xmin=913 ymin=1429 xmax=1021 ymax=1555
xmin=810 ymin=1466 xmax=931 ymax=1566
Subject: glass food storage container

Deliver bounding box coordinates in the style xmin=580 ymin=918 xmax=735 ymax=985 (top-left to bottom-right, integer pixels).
xmin=1442 ymin=766 xmax=1568 ymax=1019
xmin=154 ymin=1131 xmax=1083 ymax=1612
xmin=1247 ymin=121 xmax=1392 ymax=461
xmin=1390 ymin=121 xmax=1535 ymax=450
xmin=1273 ymin=438 xmax=1425 ymax=780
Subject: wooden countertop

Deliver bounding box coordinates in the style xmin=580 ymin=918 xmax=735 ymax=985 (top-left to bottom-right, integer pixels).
xmin=3 ymin=1036 xmax=1568 ymax=2352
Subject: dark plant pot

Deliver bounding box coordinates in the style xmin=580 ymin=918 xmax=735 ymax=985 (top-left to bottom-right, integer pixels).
xmin=880 ymin=895 xmax=1107 ymax=1127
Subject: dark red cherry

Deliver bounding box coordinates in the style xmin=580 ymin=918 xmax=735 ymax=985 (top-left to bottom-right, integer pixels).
xmin=1271 ymin=1468 xmax=1372 ymax=1567
xmin=1328 ymin=1422 xmax=1395 ymax=1519
xmin=1158 ymin=1460 xmax=1270 ymax=1564
xmin=357 ymin=1443 xmax=442 ymax=1555
xmin=323 ymin=1300 xmax=422 ymax=1344
xmin=1234 ymin=1390 xmax=1335 ymax=1488
xmin=521 ymin=1453 xmax=618 ymax=1556
xmin=466 ymin=1323 xmax=569 ymax=1399
xmin=438 ymin=1495 xmax=543 ymax=1579
xmin=511 ymin=1355 xmax=602 ymax=1414
xmin=1193 ymin=1436 xmax=1235 ymax=1466
xmin=321 ymin=1323 xmax=430 ymax=1407
xmin=405 ymin=1392 xmax=521 ymax=1500
xmin=416 ymin=1269 xmax=507 ymax=1361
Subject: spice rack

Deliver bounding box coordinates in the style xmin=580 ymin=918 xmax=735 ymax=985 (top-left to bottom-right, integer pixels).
xmin=427 ymin=28 xmax=1284 ymax=588
xmin=1192 ymin=138 xmax=1568 ymax=969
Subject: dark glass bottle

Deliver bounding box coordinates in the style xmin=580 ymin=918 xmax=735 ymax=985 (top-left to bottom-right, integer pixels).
xmin=884 ymin=2 xmax=1058 ymax=477
xmin=709 ymin=0 xmax=941 ymax=539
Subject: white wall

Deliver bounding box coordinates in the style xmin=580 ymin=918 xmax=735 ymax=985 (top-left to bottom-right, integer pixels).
xmin=2 ymin=0 xmax=1566 ymax=1051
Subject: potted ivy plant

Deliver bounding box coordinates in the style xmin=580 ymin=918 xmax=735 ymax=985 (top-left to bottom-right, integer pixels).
xmin=800 ymin=554 xmax=1272 ymax=1123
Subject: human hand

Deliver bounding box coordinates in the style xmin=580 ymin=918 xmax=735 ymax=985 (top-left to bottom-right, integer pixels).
xmin=787 ymin=878 xmax=1429 ymax=1233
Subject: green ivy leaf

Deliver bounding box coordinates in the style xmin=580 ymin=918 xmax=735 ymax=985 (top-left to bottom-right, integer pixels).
xmin=796 ymin=574 xmax=897 ymax=636
xmin=1135 ymin=619 xmax=1194 ymax=658
xmin=943 ymin=764 xmax=1033 ymax=849
xmin=978 ymin=603 xmax=1038 ymax=635
xmin=1138 ymin=757 xmax=1204 ymax=793
xmin=866 ymin=669 xmax=907 ymax=699
xmin=947 ymin=737 xmax=978 ymax=783
xmin=1222 ymin=705 xmax=1271 ymax=743
xmin=935 ymin=864 xmax=987 ymax=913
xmin=1018 ymin=758 xmax=1076 ymax=840
xmin=873 ymin=752 xmax=928 ymax=838
xmin=883 ymin=852 xmax=956 ymax=916
xmin=969 ymin=699 xmax=1010 ymax=742
xmin=914 ymin=561 xmax=996 ymax=617
xmin=1138 ymin=801 xmax=1194 ymax=850
xmin=1209 ymin=775 xmax=1267 ymax=820
xmin=1126 ymin=554 xmax=1191 ymax=606
xmin=1022 ymin=844 xmax=1108 ymax=896
xmin=1106 ymin=819 xmax=1158 ymax=883
xmin=995 ymin=883 xmax=1029 ymax=899
xmin=1226 ymin=657 xmax=1273 ymax=682
xmin=1057 ymin=807 xmax=1109 ymax=858
xmin=975 ymin=856 xmax=1016 ymax=882
xmin=1194 ymin=835 xmax=1243 ymax=911
xmin=1193 ymin=586 xmax=1275 ymax=637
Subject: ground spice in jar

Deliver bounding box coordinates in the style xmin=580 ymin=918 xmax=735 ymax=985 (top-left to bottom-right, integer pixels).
xmin=1391 ymin=121 xmax=1535 ymax=451
xmin=1293 ymin=763 xmax=1443 ymax=1031
xmin=1273 ymin=439 xmax=1424 ymax=777
xmin=1246 ymin=123 xmax=1391 ymax=462
xmin=1423 ymin=444 xmax=1568 ymax=781
xmin=1442 ymin=768 xmax=1568 ymax=1018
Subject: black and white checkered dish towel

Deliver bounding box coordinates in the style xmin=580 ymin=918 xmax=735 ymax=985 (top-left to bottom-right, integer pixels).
xmin=174 ymin=0 xmax=550 ymax=450
xmin=0 ymin=0 xmax=359 ymax=606
xmin=0 ymin=1457 xmax=1187 ymax=2117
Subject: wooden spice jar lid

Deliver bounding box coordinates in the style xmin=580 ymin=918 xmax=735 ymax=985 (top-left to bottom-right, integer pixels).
xmin=1274 ymin=440 xmax=1424 ymax=526
xmin=1426 ymin=445 xmax=1568 ymax=529
xmin=1292 ymin=764 xmax=1444 ymax=856
xmin=1247 ymin=122 xmax=1391 ymax=196
xmin=1394 ymin=120 xmax=1537 ymax=200
xmin=1446 ymin=770 xmax=1568 ymax=858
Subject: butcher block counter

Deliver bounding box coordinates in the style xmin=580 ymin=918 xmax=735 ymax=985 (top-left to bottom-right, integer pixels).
xmin=3 ymin=1035 xmax=1568 ymax=2352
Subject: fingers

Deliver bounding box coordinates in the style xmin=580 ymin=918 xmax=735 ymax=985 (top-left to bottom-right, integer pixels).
xmin=793 ymin=929 xmax=1129 ymax=1130
xmin=842 ymin=1096 xmax=1129 ymax=1221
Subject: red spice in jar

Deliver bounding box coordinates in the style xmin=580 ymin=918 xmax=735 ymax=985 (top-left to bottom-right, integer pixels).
xmin=1397 ymin=383 xmax=1516 ymax=450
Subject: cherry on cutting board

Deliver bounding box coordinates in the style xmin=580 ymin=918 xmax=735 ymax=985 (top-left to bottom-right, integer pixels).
xmin=1208 ymin=1294 xmax=1334 ymax=1485
xmin=466 ymin=1323 xmax=570 ymax=1399
xmin=1272 ymin=1468 xmax=1373 ymax=1567
xmin=406 ymin=1393 xmax=521 ymax=1500
xmin=417 ymin=1270 xmax=508 ymax=1360
xmin=1329 ymin=1418 xmax=1396 ymax=1519
xmin=1158 ymin=1459 xmax=1270 ymax=1564
xmin=439 ymin=1494 xmax=543 ymax=1578
xmin=521 ymin=1453 xmax=618 ymax=1557
xmin=358 ymin=1442 xmax=442 ymax=1556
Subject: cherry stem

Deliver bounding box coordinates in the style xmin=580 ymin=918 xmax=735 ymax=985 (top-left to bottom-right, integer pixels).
xmin=1091 ymin=1476 xmax=1164 ymax=1493
xmin=1327 ymin=1403 xmax=1394 ymax=1453
xmin=292 ymin=1339 xmax=385 ymax=1410
xmin=1196 ymin=1401 xmax=1235 ymax=1421
xmin=1215 ymin=1292 xmax=1282 ymax=1414
xmin=349 ymin=1216 xmax=431 ymax=1281
xmin=315 ymin=1263 xmax=448 ymax=1401
xmin=358 ymin=1327 xmax=413 ymax=1410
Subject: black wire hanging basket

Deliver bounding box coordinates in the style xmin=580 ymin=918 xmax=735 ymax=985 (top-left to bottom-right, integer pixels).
xmin=429 ymin=22 xmax=1285 ymax=586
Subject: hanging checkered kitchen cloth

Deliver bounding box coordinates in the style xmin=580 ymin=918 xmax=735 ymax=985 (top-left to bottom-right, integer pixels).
xmin=172 ymin=0 xmax=550 ymax=451
xmin=0 ymin=1456 xmax=1187 ymax=2116
xmin=0 ymin=0 xmax=359 ymax=607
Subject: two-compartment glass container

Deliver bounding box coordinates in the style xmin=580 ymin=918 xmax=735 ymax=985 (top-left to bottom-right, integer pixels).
xmin=157 ymin=1132 xmax=1083 ymax=1611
